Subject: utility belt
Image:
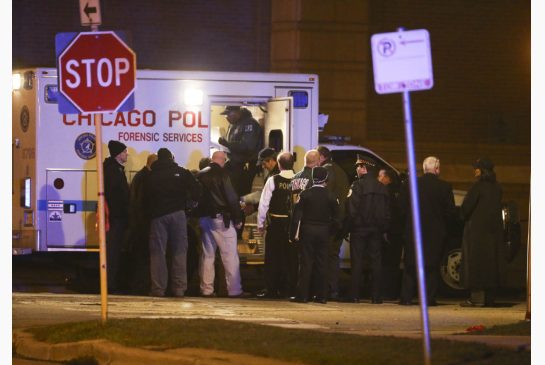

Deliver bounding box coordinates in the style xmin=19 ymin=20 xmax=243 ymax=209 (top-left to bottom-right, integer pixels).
xmin=269 ymin=213 xmax=289 ymax=219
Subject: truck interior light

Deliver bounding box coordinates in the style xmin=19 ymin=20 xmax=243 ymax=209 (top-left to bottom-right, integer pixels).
xmin=12 ymin=73 xmax=22 ymax=90
xmin=184 ymin=88 xmax=203 ymax=106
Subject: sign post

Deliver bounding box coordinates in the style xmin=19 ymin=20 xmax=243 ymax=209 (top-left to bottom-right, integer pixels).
xmin=371 ymin=28 xmax=434 ymax=365
xmin=56 ymin=28 xmax=136 ymax=324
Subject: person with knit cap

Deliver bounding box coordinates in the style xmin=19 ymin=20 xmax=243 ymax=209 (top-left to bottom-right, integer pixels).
xmin=103 ymin=140 xmax=130 ymax=294
xmin=290 ymin=166 xmax=340 ymax=304
xmin=145 ymin=147 xmax=202 ymax=297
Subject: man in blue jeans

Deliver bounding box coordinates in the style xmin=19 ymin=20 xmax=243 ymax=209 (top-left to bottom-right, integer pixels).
xmin=146 ymin=148 xmax=201 ymax=297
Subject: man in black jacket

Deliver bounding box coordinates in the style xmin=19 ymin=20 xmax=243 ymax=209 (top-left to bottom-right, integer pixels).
xmin=103 ymin=140 xmax=130 ymax=294
xmin=196 ymin=151 xmax=244 ymax=297
xmin=218 ymin=106 xmax=263 ymax=196
xmin=146 ymin=148 xmax=202 ymax=297
xmin=400 ymin=156 xmax=456 ymax=305
xmin=346 ymin=155 xmax=390 ymax=304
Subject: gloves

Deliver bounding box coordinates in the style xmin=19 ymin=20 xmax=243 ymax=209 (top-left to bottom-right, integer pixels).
xmin=218 ymin=137 xmax=228 ymax=147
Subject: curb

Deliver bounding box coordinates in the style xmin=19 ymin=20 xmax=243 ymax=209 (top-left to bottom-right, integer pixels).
xmin=13 ymin=329 xmax=303 ymax=365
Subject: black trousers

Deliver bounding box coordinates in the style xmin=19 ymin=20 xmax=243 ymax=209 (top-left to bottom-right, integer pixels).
xmin=296 ymin=224 xmax=329 ymax=301
xmin=400 ymin=265 xmax=440 ymax=303
xmin=326 ymin=235 xmax=344 ymax=297
xmin=106 ymin=218 xmax=127 ymax=293
xmin=265 ymin=217 xmax=298 ymax=297
xmin=349 ymin=230 xmax=382 ymax=301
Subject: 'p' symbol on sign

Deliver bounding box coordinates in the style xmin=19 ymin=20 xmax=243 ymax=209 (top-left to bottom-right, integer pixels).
xmin=377 ymin=38 xmax=396 ymax=57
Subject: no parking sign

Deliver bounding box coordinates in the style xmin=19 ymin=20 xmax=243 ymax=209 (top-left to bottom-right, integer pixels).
xmin=371 ymin=29 xmax=433 ymax=94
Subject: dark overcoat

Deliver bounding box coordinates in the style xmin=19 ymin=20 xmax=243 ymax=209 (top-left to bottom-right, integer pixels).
xmin=459 ymin=179 xmax=503 ymax=289
xmin=403 ymin=173 xmax=456 ymax=267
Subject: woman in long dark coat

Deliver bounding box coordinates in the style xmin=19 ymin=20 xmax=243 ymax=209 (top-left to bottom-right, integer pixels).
xmin=459 ymin=157 xmax=503 ymax=307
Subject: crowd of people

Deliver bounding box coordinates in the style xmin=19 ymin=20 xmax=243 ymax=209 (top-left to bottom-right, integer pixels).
xmin=102 ymin=106 xmax=503 ymax=307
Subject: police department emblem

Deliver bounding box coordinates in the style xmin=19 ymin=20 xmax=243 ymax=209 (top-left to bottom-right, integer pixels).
xmin=75 ymin=133 xmax=96 ymax=160
xmin=20 ymin=106 xmax=30 ymax=132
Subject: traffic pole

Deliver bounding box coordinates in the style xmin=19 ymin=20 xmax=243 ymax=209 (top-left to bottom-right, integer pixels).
xmin=89 ymin=23 xmax=108 ymax=324
xmin=525 ymin=194 xmax=531 ymax=321
xmin=95 ymin=113 xmax=108 ymax=324
xmin=402 ymin=87 xmax=432 ymax=365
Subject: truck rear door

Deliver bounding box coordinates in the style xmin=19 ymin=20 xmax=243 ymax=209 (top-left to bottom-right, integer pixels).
xmin=264 ymin=97 xmax=293 ymax=152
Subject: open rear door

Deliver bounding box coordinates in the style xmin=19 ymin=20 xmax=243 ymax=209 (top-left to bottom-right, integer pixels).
xmin=265 ymin=97 xmax=293 ymax=152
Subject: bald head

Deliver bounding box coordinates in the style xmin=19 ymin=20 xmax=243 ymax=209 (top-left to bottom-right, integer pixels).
xmin=146 ymin=153 xmax=158 ymax=170
xmin=212 ymin=151 xmax=227 ymax=167
xmin=304 ymin=149 xmax=320 ymax=168
xmin=277 ymin=152 xmax=294 ymax=171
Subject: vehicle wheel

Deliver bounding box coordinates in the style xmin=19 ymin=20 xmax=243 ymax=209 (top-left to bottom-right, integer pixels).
xmin=439 ymin=249 xmax=464 ymax=290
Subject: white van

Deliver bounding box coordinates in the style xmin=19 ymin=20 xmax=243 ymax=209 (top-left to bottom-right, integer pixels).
xmin=13 ymin=68 xmax=394 ymax=267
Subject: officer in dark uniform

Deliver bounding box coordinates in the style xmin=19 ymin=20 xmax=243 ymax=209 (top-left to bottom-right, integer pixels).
xmin=290 ymin=149 xmax=320 ymax=209
xmin=290 ymin=166 xmax=340 ymax=304
xmin=218 ymin=106 xmax=263 ymax=197
xmin=257 ymin=152 xmax=296 ymax=298
xmin=317 ymin=146 xmax=350 ymax=300
xmin=346 ymin=155 xmax=390 ymax=304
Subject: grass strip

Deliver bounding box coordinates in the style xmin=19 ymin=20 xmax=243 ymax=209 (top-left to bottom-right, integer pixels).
xmin=28 ymin=318 xmax=529 ymax=365
xmin=462 ymin=321 xmax=530 ymax=336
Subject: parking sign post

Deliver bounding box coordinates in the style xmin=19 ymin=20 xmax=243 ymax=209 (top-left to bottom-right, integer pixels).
xmin=371 ymin=27 xmax=434 ymax=365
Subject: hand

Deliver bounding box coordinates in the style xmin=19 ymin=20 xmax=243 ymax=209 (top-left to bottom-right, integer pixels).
xmin=235 ymin=222 xmax=243 ymax=230
xmin=218 ymin=137 xmax=228 ymax=146
xmin=243 ymin=204 xmax=255 ymax=216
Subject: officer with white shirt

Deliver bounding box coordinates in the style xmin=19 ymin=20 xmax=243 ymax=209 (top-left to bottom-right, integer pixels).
xmin=257 ymin=152 xmax=296 ymax=298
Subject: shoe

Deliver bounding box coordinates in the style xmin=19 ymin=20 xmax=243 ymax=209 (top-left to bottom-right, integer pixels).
xmin=399 ymin=300 xmax=412 ymax=306
xmin=257 ymin=290 xmax=280 ymax=299
xmin=314 ymin=297 xmax=327 ymax=304
xmin=371 ymin=298 xmax=383 ymax=304
xmin=290 ymin=297 xmax=308 ymax=303
xmin=228 ymin=292 xmax=252 ymax=298
xmin=201 ymin=293 xmax=216 ymax=298
xmin=460 ymin=300 xmax=484 ymax=307
xmin=345 ymin=297 xmax=360 ymax=303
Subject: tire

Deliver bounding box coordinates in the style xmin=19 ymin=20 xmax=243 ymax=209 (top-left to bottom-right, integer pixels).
xmin=439 ymin=248 xmax=464 ymax=290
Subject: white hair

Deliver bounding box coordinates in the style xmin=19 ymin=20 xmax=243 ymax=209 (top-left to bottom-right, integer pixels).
xmin=422 ymin=156 xmax=440 ymax=174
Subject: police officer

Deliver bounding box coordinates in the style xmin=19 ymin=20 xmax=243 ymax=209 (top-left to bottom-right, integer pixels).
xmin=346 ymin=155 xmax=390 ymax=304
xmin=290 ymin=166 xmax=340 ymax=304
xmin=290 ymin=149 xmax=320 ymax=205
xmin=257 ymin=152 xmax=296 ymax=298
xmin=218 ymin=106 xmax=263 ymax=197
xmin=196 ymin=151 xmax=244 ymax=297
xmin=242 ymin=147 xmax=280 ymax=215
xmin=316 ymin=146 xmax=349 ymax=300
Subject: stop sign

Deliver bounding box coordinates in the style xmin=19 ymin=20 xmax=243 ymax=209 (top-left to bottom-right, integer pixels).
xmin=58 ymin=31 xmax=136 ymax=113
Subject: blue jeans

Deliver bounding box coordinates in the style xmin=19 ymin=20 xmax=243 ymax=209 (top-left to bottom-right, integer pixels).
xmin=149 ymin=210 xmax=188 ymax=297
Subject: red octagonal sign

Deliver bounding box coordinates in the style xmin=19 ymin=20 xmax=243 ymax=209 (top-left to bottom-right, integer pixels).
xmin=59 ymin=31 xmax=136 ymax=113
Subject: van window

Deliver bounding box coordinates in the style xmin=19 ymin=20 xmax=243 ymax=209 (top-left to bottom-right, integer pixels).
xmin=44 ymin=85 xmax=59 ymax=103
xmin=288 ymin=90 xmax=308 ymax=108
